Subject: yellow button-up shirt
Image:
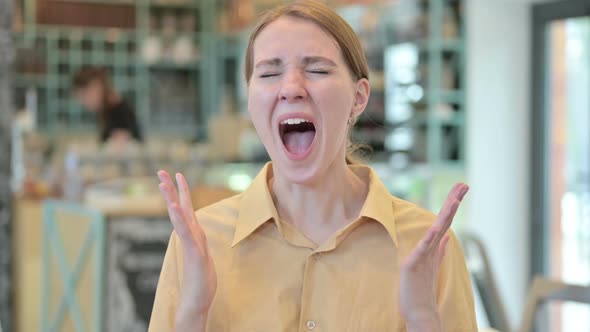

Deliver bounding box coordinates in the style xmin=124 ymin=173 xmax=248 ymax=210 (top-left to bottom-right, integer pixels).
xmin=149 ymin=163 xmax=478 ymax=331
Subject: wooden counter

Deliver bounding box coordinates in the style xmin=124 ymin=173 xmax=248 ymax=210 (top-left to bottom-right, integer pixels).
xmin=13 ymin=198 xmax=43 ymax=332
xmin=12 ymin=178 xmax=236 ymax=332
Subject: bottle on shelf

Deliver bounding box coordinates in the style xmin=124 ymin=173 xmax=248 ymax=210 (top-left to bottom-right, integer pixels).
xmin=63 ymin=149 xmax=83 ymax=202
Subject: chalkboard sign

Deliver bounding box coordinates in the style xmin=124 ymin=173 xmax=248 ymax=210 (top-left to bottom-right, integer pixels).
xmin=106 ymin=217 xmax=173 ymax=332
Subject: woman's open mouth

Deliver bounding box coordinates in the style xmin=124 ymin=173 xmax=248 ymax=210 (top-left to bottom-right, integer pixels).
xmin=279 ymin=116 xmax=317 ymax=160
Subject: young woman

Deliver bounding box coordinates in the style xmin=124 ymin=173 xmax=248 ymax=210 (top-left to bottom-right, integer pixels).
xmin=72 ymin=66 xmax=143 ymax=144
xmin=150 ymin=1 xmax=477 ymax=331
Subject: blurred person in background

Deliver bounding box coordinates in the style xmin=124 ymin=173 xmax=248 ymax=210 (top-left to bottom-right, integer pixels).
xmin=150 ymin=1 xmax=477 ymax=331
xmin=72 ymin=66 xmax=143 ymax=145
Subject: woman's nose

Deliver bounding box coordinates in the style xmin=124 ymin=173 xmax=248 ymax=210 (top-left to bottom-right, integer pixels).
xmin=278 ymin=70 xmax=307 ymax=102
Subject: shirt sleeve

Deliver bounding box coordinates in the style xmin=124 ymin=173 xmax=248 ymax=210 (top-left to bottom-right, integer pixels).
xmin=148 ymin=232 xmax=181 ymax=332
xmin=438 ymin=231 xmax=479 ymax=332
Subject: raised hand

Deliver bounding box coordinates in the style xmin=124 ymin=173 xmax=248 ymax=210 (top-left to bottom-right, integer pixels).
xmin=398 ymin=183 xmax=469 ymax=331
xmin=158 ymin=170 xmax=217 ymax=329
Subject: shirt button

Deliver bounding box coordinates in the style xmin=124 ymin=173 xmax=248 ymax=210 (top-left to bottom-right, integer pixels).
xmin=306 ymin=320 xmax=316 ymax=330
xmin=313 ymin=253 xmax=321 ymax=260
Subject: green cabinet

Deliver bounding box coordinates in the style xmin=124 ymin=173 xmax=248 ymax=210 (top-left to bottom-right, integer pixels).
xmin=13 ymin=0 xmax=220 ymax=138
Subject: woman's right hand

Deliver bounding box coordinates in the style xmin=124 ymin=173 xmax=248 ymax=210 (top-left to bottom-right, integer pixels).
xmin=158 ymin=170 xmax=217 ymax=330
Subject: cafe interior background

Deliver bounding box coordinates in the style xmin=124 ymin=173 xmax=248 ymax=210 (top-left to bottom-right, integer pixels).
xmin=0 ymin=0 xmax=589 ymax=331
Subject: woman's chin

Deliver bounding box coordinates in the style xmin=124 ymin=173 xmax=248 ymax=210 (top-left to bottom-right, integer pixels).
xmin=275 ymin=166 xmax=320 ymax=186
xmin=270 ymin=152 xmax=322 ymax=185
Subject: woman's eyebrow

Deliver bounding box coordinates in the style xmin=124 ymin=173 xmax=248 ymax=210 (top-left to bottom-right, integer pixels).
xmin=255 ymin=58 xmax=282 ymax=68
xmin=302 ymin=56 xmax=336 ymax=67
xmin=255 ymin=56 xmax=337 ymax=69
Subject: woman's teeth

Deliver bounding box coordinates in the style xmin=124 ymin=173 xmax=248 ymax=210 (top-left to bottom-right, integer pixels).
xmin=281 ymin=118 xmax=312 ymax=125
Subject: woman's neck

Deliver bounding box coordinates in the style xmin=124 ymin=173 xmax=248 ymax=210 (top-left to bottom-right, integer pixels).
xmin=270 ymin=158 xmax=368 ymax=246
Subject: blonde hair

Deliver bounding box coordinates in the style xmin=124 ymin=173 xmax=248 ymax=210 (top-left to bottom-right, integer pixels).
xmin=244 ymin=0 xmax=371 ymax=164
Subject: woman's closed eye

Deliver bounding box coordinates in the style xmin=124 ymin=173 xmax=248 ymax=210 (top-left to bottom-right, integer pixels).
xmin=260 ymin=72 xmax=280 ymax=78
xmin=257 ymin=68 xmax=330 ymax=78
xmin=307 ymin=69 xmax=329 ymax=75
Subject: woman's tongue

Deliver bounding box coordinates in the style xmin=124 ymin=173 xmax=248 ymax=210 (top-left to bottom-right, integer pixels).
xmin=283 ymin=131 xmax=315 ymax=155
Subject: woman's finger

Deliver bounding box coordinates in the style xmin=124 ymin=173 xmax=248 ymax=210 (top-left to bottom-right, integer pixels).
xmin=160 ymin=183 xmax=190 ymax=240
xmin=175 ymin=173 xmax=209 ymax=251
xmin=158 ymin=171 xmax=194 ymax=243
xmin=432 ymin=183 xmax=468 ymax=245
xmin=425 ymin=224 xmax=445 ymax=253
xmin=435 ymin=233 xmax=451 ymax=269
xmin=434 ymin=183 xmax=464 ymax=229
xmin=432 ymin=198 xmax=459 ymax=246
xmin=158 ymin=180 xmax=177 ymax=207
xmin=158 ymin=170 xmax=180 ymax=203
xmin=159 ymin=170 xmax=210 ymax=255
xmin=176 ymin=173 xmax=196 ymax=223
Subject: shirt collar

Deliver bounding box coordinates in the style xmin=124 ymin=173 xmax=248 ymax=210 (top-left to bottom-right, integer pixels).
xmin=232 ymin=162 xmax=279 ymax=247
xmin=355 ymin=165 xmax=399 ymax=247
xmin=231 ymin=163 xmax=398 ymax=247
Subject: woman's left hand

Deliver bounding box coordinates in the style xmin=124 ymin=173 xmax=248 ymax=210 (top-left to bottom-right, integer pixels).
xmin=398 ymin=183 xmax=469 ymax=331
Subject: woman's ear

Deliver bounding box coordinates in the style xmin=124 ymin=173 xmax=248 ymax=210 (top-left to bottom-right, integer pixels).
xmin=352 ymin=78 xmax=370 ymax=117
